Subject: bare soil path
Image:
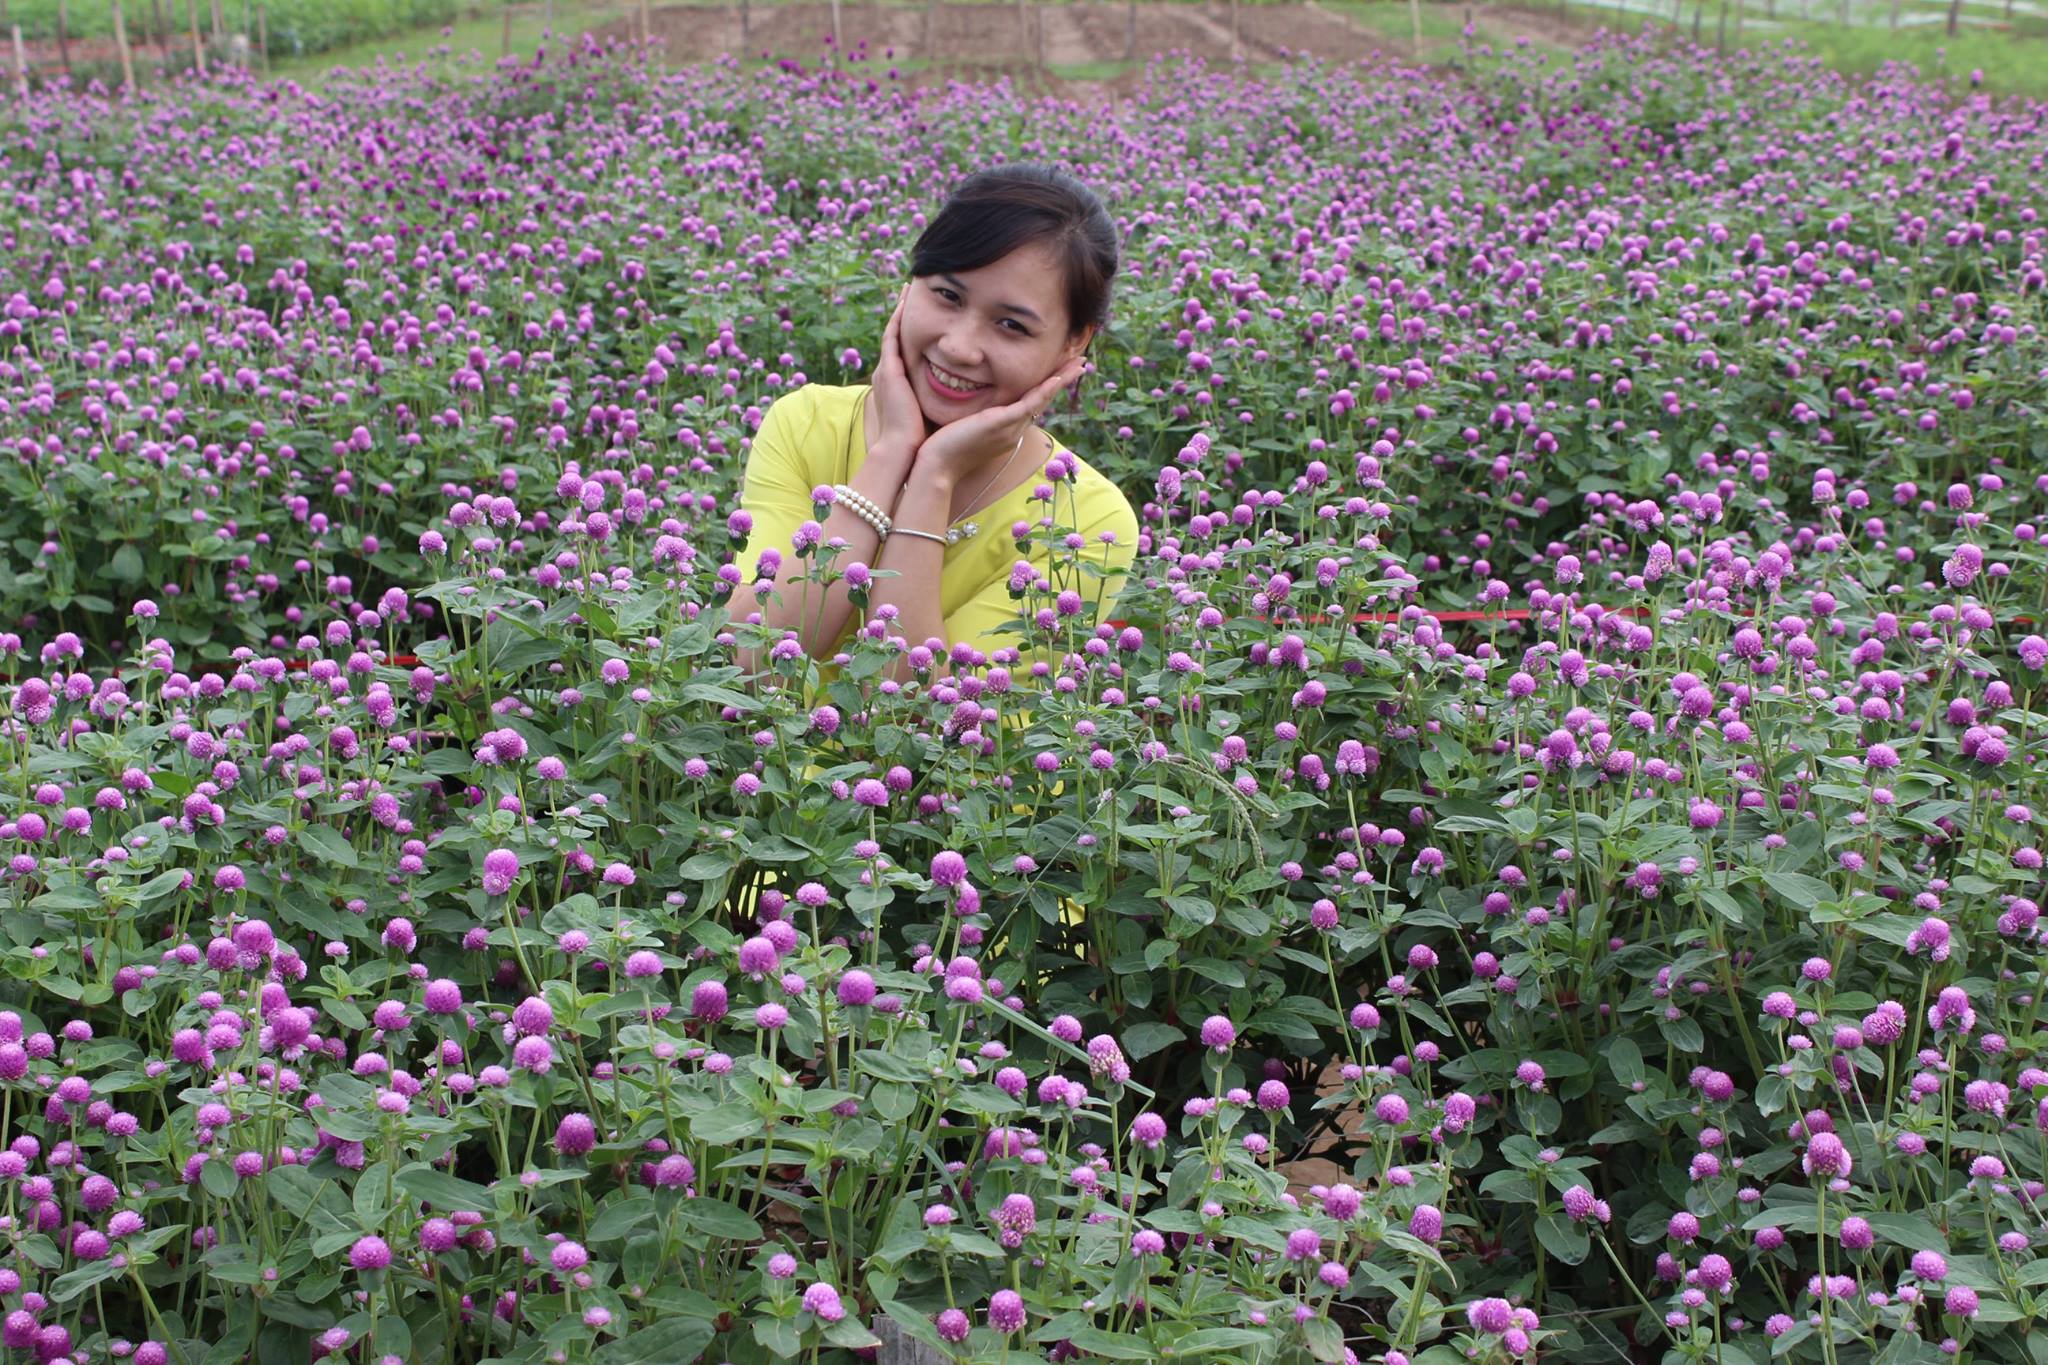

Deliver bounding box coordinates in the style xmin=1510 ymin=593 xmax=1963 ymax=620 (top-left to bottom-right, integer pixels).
xmin=596 ymin=0 xmax=1479 ymax=102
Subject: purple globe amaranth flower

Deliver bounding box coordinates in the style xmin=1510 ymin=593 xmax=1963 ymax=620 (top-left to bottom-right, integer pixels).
xmin=691 ymin=980 xmax=729 ymax=1022
xmin=1408 ymin=1204 xmax=1443 ymax=1243
xmin=1087 ymin=1034 xmax=1130 ymax=1085
xmin=554 ymin=1112 xmax=597 ymax=1157
xmin=1802 ymin=1132 xmax=1851 ymax=1180
xmin=991 ymin=1193 xmax=1035 ymax=1248
xmin=1199 ymin=1015 xmax=1237 ymax=1051
xmin=348 ymin=1235 xmax=392 ymax=1271
xmin=836 ymin=969 xmax=876 ymax=1007
xmin=801 ymin=1282 xmax=846 ymax=1322
xmin=987 ymin=1289 xmax=1026 ymax=1335
xmin=1467 ymin=1298 xmax=1515 ymax=1335
xmin=481 ymin=848 xmax=519 ymax=896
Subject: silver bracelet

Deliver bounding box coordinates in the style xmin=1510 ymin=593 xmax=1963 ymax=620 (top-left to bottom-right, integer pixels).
xmin=891 ymin=526 xmax=949 ymax=546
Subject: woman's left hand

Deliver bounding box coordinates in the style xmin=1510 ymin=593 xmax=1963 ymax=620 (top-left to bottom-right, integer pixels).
xmin=908 ymin=358 xmax=1085 ymax=493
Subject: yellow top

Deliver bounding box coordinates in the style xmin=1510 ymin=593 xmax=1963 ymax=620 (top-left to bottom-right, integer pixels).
xmin=730 ymin=382 xmax=1140 ymax=679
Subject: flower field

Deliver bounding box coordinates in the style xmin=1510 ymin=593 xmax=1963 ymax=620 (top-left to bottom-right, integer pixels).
xmin=0 ymin=22 xmax=2044 ymax=1365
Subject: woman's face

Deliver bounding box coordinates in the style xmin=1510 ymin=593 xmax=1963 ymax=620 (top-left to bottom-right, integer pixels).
xmin=899 ymin=242 xmax=1092 ymax=431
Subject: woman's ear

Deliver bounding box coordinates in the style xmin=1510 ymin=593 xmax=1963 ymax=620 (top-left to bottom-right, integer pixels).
xmin=1063 ymin=324 xmax=1096 ymax=368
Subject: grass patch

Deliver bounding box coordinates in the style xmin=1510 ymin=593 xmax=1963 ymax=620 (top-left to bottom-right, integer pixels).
xmin=1324 ymin=0 xmax=1576 ymax=60
xmin=269 ymin=0 xmax=635 ymax=82
xmin=1552 ymin=0 xmax=2048 ymax=96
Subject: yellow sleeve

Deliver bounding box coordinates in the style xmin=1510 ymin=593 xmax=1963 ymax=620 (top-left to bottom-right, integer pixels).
xmin=945 ymin=476 xmax=1140 ymax=677
xmin=730 ymin=390 xmax=822 ymax=594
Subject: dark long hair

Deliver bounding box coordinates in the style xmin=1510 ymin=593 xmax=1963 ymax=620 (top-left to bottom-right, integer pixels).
xmin=909 ymin=163 xmax=1118 ymax=346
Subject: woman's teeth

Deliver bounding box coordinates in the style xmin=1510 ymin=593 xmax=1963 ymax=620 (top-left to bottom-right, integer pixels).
xmin=928 ymin=361 xmax=989 ymax=395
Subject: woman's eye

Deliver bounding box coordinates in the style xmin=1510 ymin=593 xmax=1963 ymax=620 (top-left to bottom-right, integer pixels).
xmin=935 ymin=288 xmax=1026 ymax=334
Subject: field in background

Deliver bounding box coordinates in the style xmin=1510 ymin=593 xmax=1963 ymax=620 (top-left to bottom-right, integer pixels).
xmin=2 ymin=0 xmax=2041 ymax=96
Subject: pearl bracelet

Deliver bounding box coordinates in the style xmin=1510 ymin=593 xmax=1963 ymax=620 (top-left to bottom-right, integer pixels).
xmin=831 ymin=483 xmax=890 ymax=538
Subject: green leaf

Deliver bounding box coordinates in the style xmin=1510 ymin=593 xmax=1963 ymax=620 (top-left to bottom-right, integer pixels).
xmin=1065 ymin=1328 xmax=1158 ymax=1360
xmin=49 ymin=1255 xmax=125 ymax=1303
xmin=589 ymin=1201 xmax=653 ymax=1244
xmin=871 ymin=1081 xmax=916 ymax=1123
xmin=355 ymin=1161 xmax=393 ymax=1226
xmin=200 ymin=1155 xmax=240 ymax=1200
xmin=1861 ymin=1212 xmax=1948 ymax=1255
xmin=1535 ymin=1210 xmax=1590 ymax=1265
xmin=298 ymin=826 xmax=359 ymax=869
xmin=1301 ymin=1316 xmax=1347 ymax=1363
xmin=679 ymin=1198 xmax=760 ymax=1241
xmin=1765 ymin=872 xmax=1835 ymax=910
xmin=395 ymin=1163 xmax=493 ymax=1215
xmin=691 ymin=1109 xmax=763 ymax=1145
xmin=595 ymin=1316 xmax=715 ymax=1363
xmin=824 ymin=1319 xmax=883 ymax=1350
xmin=1166 ymin=1327 xmax=1280 ymax=1355
xmin=752 ymin=1315 xmax=801 ymax=1358
xmin=1121 ymin=1022 xmax=1184 ymax=1061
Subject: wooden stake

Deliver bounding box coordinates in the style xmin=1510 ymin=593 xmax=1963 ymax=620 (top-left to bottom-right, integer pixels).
xmin=55 ymin=0 xmax=69 ymax=78
xmin=186 ymin=0 xmax=203 ymax=74
xmin=639 ymin=0 xmax=650 ymax=43
xmin=255 ymin=1 xmax=264 ymax=69
xmin=545 ymin=0 xmax=553 ymax=33
xmin=9 ymin=23 xmax=24 ymax=97
xmin=1944 ymin=0 xmax=1960 ymax=34
xmin=210 ymin=0 xmax=221 ymax=39
xmin=112 ymin=0 xmax=134 ymax=89
xmin=152 ymin=0 xmax=169 ymax=74
xmin=831 ymin=0 xmax=841 ymax=55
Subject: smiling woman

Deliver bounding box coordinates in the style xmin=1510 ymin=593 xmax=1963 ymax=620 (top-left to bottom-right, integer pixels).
xmin=730 ymin=164 xmax=1139 ymax=688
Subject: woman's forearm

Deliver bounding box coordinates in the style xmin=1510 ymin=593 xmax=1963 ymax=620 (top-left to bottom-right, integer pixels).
xmin=742 ymin=444 xmax=917 ymax=672
xmin=869 ymin=468 xmax=955 ymax=685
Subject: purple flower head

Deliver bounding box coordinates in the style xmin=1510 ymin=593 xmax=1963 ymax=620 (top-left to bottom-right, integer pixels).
xmin=1802 ymin=1132 xmax=1851 ymax=1180
xmin=801 ymin=1282 xmax=846 ymax=1322
xmin=481 ymin=848 xmax=520 ymax=896
xmin=1408 ymin=1204 xmax=1443 ymax=1243
xmin=348 ymin=1235 xmax=392 ymax=1271
xmin=836 ymin=969 xmax=876 ymax=1007
xmin=987 ymin=1289 xmax=1026 ymax=1335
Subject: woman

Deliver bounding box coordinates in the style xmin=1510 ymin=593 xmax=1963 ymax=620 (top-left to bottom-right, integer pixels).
xmin=732 ymin=164 xmax=1139 ymax=686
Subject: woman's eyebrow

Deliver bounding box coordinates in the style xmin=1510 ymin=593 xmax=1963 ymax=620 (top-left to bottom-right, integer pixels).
xmin=938 ymin=272 xmax=1044 ymax=325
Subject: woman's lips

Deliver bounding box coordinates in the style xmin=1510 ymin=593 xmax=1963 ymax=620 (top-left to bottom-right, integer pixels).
xmin=926 ymin=360 xmax=990 ymax=400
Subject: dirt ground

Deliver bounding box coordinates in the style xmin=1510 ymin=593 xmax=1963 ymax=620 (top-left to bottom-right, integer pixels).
xmin=597 ymin=0 xmax=1425 ymax=99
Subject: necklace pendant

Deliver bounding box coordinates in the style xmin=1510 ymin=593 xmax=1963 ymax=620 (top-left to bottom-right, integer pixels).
xmin=948 ymin=521 xmax=978 ymax=545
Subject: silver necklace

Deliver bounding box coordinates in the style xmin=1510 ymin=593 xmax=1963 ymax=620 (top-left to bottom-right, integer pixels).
xmin=944 ymin=426 xmax=1045 ymax=546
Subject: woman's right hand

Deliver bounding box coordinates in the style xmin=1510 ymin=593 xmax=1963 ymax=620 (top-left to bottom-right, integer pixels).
xmin=870 ymin=284 xmax=927 ymax=464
